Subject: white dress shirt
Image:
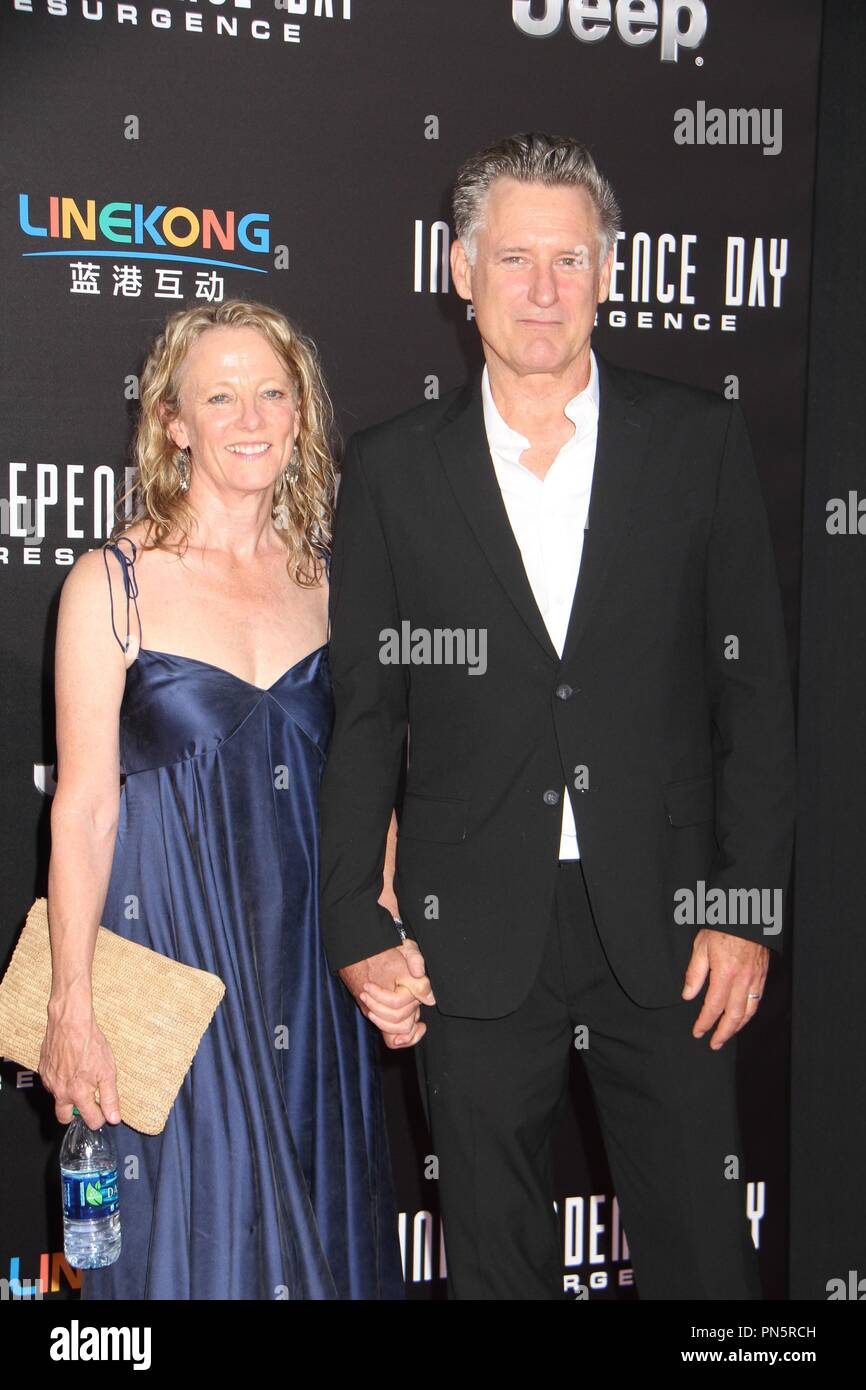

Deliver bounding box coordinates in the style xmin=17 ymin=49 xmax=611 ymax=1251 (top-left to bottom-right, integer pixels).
xmin=481 ymin=349 xmax=600 ymax=859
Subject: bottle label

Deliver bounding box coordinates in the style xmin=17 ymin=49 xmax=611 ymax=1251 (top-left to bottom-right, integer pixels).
xmin=62 ymin=1169 xmax=119 ymax=1221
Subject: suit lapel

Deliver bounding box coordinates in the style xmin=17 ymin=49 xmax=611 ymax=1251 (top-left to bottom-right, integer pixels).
xmin=433 ymin=374 xmax=560 ymax=662
xmin=560 ymin=351 xmax=653 ymax=668
xmin=432 ymin=350 xmax=653 ymax=667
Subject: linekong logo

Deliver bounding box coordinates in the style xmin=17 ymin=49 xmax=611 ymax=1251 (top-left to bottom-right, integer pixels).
xmin=18 ymin=195 xmax=270 ymax=271
xmin=512 ymin=0 xmax=708 ymax=62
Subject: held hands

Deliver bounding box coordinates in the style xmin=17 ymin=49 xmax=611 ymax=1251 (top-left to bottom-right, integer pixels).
xmin=339 ymin=938 xmax=436 ymax=1049
xmin=681 ymin=929 xmax=770 ymax=1049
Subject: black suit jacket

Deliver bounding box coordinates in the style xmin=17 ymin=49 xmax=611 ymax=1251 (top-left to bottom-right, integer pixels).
xmin=318 ymin=350 xmax=797 ymax=1018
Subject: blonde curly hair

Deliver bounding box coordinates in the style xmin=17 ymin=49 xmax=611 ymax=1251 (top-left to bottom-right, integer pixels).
xmin=112 ymin=299 xmax=337 ymax=585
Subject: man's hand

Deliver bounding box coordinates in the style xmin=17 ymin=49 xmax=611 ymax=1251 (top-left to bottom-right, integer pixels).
xmin=339 ymin=941 xmax=436 ymax=1049
xmin=682 ymin=929 xmax=769 ymax=1049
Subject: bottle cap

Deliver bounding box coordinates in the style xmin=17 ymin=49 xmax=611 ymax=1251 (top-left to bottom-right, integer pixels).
xmin=72 ymin=1106 xmax=80 ymax=1117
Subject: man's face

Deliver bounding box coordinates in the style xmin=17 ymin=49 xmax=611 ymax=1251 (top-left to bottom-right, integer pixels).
xmin=451 ymin=177 xmax=613 ymax=381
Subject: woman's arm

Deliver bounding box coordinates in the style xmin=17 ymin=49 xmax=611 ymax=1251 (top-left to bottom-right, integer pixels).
xmin=41 ymin=547 xmax=130 ymax=1128
xmin=377 ymin=809 xmax=400 ymax=921
xmin=368 ymin=806 xmax=436 ymax=1044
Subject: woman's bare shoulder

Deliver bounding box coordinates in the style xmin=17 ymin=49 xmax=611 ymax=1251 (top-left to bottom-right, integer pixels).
xmin=63 ymin=527 xmax=136 ymax=591
xmin=59 ymin=526 xmax=152 ymax=646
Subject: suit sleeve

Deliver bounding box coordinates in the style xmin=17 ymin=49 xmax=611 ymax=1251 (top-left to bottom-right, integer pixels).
xmin=319 ymin=432 xmax=409 ymax=971
xmin=704 ymin=401 xmax=797 ymax=952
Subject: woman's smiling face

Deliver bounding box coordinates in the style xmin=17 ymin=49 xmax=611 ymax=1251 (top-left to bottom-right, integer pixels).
xmin=166 ymin=325 xmax=300 ymax=499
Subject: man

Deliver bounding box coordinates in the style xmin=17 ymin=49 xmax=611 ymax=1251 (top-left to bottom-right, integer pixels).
xmin=319 ymin=133 xmax=796 ymax=1300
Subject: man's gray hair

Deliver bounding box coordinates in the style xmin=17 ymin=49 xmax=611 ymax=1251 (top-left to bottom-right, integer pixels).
xmin=452 ymin=132 xmax=622 ymax=270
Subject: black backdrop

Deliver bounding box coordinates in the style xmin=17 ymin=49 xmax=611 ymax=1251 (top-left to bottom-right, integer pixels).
xmin=790 ymin=0 xmax=866 ymax=1304
xmin=0 ymin=0 xmax=824 ymax=1300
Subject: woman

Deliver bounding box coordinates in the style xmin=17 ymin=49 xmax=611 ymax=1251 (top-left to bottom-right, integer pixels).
xmin=40 ymin=299 xmax=429 ymax=1299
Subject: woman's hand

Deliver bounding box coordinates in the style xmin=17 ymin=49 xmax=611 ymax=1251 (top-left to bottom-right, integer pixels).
xmin=39 ymin=992 xmax=122 ymax=1129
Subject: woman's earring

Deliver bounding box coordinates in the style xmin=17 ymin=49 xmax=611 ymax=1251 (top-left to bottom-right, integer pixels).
xmin=174 ymin=447 xmax=191 ymax=493
xmin=284 ymin=444 xmax=301 ymax=484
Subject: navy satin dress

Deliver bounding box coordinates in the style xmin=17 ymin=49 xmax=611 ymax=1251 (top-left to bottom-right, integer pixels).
xmin=80 ymin=536 xmax=405 ymax=1300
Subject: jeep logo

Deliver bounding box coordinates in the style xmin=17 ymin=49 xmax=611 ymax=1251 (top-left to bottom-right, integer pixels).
xmin=512 ymin=0 xmax=709 ymax=64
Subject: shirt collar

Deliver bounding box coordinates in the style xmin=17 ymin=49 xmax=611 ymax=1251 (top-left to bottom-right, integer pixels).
xmin=481 ymin=348 xmax=599 ymax=465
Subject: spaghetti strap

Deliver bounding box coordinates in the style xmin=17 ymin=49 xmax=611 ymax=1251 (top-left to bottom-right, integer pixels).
xmin=102 ymin=536 xmax=143 ymax=656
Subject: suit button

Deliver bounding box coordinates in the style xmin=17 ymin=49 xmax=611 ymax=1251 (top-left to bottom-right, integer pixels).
xmin=543 ymin=789 xmax=561 ymax=806
xmin=555 ymin=683 xmax=574 ymax=701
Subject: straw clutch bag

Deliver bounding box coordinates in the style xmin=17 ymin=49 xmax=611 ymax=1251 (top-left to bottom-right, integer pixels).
xmin=0 ymin=897 xmax=225 ymax=1135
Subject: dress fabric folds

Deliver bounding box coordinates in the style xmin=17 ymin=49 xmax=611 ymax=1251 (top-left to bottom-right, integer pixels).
xmin=80 ymin=538 xmax=405 ymax=1300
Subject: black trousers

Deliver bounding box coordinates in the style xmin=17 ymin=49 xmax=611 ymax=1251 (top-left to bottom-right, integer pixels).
xmin=413 ymin=860 xmax=763 ymax=1300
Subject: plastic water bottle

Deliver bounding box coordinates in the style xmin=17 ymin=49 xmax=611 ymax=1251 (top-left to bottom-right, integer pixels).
xmin=60 ymin=1105 xmax=121 ymax=1268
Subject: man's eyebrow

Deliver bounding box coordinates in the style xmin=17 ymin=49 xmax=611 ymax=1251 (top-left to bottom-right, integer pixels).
xmin=494 ymin=244 xmax=588 ymax=254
